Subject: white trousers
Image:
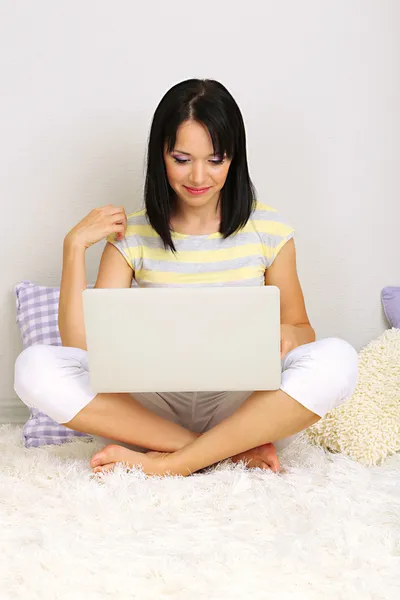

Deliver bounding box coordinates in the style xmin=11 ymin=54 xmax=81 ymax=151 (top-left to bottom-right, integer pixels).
xmin=14 ymin=338 xmax=358 ymax=451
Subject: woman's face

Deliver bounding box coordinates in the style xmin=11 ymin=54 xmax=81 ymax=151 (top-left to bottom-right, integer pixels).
xmin=163 ymin=119 xmax=232 ymax=209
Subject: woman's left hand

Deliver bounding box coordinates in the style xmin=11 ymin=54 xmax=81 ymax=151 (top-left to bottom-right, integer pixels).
xmin=280 ymin=324 xmax=301 ymax=359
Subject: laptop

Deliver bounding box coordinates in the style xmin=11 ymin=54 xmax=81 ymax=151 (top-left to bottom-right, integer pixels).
xmin=82 ymin=286 xmax=281 ymax=393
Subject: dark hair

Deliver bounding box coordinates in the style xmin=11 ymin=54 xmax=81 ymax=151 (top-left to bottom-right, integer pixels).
xmin=144 ymin=79 xmax=257 ymax=252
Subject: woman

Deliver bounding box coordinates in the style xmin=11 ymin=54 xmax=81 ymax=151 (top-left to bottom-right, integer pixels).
xmin=14 ymin=79 xmax=358 ymax=477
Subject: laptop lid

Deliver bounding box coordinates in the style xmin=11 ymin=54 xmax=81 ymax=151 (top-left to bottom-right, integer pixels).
xmin=82 ymin=286 xmax=281 ymax=393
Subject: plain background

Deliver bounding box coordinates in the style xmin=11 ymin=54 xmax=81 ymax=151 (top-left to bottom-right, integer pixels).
xmin=1 ymin=1 xmax=399 ymax=422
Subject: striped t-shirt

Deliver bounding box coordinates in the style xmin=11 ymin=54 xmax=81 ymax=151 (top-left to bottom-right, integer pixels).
xmin=106 ymin=201 xmax=295 ymax=287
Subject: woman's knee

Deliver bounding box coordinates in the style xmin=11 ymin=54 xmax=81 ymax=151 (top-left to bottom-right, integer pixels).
xmin=281 ymin=337 xmax=358 ymax=417
xmin=14 ymin=345 xmax=57 ymax=406
xmin=317 ymin=337 xmax=358 ymax=378
xmin=311 ymin=337 xmax=358 ymax=410
xmin=14 ymin=344 xmax=92 ymax=423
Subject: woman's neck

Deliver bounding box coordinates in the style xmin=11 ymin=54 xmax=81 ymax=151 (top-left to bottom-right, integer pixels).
xmin=170 ymin=197 xmax=221 ymax=235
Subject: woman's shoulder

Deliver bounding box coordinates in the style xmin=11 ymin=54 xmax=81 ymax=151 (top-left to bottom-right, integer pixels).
xmin=252 ymin=200 xmax=283 ymax=218
xmin=107 ymin=208 xmax=154 ymax=248
xmin=248 ymin=201 xmax=295 ymax=266
xmin=125 ymin=208 xmax=156 ymax=238
xmin=126 ymin=207 xmax=147 ymax=224
xmin=250 ymin=201 xmax=294 ymax=234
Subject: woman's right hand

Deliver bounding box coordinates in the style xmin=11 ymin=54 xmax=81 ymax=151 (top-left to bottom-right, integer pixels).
xmin=64 ymin=205 xmax=127 ymax=250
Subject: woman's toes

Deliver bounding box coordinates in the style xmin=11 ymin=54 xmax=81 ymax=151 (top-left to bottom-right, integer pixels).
xmin=93 ymin=463 xmax=115 ymax=474
xmin=90 ymin=444 xmax=121 ymax=468
xmin=90 ymin=444 xmax=151 ymax=473
xmin=267 ymin=456 xmax=280 ymax=473
xmin=260 ymin=444 xmax=280 ymax=472
xmin=90 ymin=454 xmax=104 ymax=468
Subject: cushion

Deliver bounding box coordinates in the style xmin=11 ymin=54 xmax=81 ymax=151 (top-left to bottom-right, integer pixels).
xmin=307 ymin=327 xmax=400 ymax=465
xmin=15 ymin=281 xmax=92 ymax=447
xmin=381 ymin=286 xmax=400 ymax=328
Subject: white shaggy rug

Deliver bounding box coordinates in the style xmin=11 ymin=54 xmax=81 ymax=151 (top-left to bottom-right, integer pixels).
xmin=1 ymin=425 xmax=400 ymax=599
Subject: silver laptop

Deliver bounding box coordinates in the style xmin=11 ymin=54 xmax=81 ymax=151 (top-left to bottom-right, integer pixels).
xmin=82 ymin=286 xmax=281 ymax=393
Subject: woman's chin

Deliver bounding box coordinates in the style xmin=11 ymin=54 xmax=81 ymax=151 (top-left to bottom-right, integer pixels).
xmin=179 ymin=189 xmax=215 ymax=206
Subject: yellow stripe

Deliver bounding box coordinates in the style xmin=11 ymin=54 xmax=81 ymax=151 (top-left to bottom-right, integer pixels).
xmin=256 ymin=201 xmax=278 ymax=213
xmin=125 ymin=224 xmax=216 ymax=239
xmin=242 ymin=219 xmax=294 ymax=236
xmin=128 ymin=243 xmax=281 ymax=262
xmin=125 ymin=224 xmax=160 ymax=237
xmin=127 ymin=208 xmax=146 ymax=219
xmin=137 ymin=266 xmax=263 ymax=285
xmin=125 ymin=224 xmax=222 ymax=239
xmin=126 ymin=220 xmax=293 ymax=239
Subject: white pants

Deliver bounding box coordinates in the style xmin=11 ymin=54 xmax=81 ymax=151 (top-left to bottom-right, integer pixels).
xmin=14 ymin=338 xmax=358 ymax=451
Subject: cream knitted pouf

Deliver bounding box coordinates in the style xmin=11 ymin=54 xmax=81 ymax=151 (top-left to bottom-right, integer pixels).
xmin=307 ymin=328 xmax=400 ymax=465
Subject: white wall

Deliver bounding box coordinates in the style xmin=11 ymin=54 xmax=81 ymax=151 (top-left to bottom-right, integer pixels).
xmin=1 ymin=0 xmax=399 ymax=422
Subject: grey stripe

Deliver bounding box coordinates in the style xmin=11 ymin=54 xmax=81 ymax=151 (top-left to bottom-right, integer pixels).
xmin=123 ymin=230 xmax=286 ymax=251
xmin=141 ymin=255 xmax=265 ymax=274
xmin=127 ymin=213 xmax=149 ymax=226
xmin=138 ymin=277 xmax=264 ymax=288
xmin=251 ymin=208 xmax=290 ymax=224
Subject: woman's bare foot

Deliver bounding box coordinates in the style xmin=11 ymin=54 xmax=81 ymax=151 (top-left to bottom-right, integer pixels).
xmin=146 ymin=446 xmax=280 ymax=472
xmin=90 ymin=442 xmax=280 ymax=476
xmin=91 ymin=445 xmax=179 ymax=476
xmin=231 ymin=443 xmax=280 ymax=472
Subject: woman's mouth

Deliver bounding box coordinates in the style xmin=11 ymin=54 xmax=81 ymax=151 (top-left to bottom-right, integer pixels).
xmin=183 ymin=186 xmax=211 ymax=196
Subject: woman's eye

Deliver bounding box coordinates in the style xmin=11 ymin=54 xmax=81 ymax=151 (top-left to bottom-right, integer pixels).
xmin=173 ymin=158 xmax=225 ymax=165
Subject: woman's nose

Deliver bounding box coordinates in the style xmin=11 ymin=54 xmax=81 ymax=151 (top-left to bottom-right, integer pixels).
xmin=188 ymin=161 xmax=207 ymax=186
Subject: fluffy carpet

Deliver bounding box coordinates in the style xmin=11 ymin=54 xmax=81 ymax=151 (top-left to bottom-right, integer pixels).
xmin=1 ymin=424 xmax=399 ymax=600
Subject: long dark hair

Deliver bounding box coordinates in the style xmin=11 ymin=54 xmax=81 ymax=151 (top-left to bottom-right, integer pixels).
xmin=144 ymin=79 xmax=257 ymax=252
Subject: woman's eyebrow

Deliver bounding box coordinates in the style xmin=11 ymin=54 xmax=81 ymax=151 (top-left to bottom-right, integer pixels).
xmin=172 ymin=150 xmax=221 ymax=157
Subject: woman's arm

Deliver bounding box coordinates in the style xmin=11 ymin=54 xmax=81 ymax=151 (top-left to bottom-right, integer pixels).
xmin=265 ymin=238 xmax=315 ymax=352
xmin=58 ymin=206 xmax=130 ymax=350
xmin=58 ymin=239 xmax=88 ymax=350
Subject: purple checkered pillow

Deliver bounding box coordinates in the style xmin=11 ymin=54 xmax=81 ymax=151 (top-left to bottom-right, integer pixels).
xmin=15 ymin=280 xmax=92 ymax=447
